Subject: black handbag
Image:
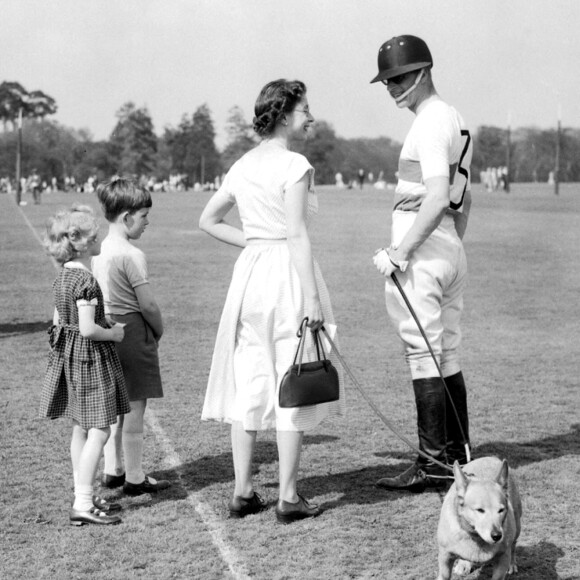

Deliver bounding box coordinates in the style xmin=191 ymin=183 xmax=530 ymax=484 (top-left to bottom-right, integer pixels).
xmin=279 ymin=318 xmax=340 ymax=408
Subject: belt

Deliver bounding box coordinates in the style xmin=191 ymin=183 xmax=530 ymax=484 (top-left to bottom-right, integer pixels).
xmin=48 ymin=323 xmax=79 ymax=348
xmin=246 ymin=239 xmax=287 ymax=245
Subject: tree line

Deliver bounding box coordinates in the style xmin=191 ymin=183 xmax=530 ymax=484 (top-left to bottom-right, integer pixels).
xmin=1 ymin=81 xmax=578 ymax=187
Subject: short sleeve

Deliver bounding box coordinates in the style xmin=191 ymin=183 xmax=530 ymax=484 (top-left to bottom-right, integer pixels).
xmin=74 ymin=274 xmax=101 ymax=306
xmin=123 ymin=251 xmax=148 ymax=288
xmin=416 ymin=110 xmax=453 ymax=180
xmin=218 ymin=167 xmax=237 ymax=202
xmin=285 ymin=154 xmax=314 ymax=191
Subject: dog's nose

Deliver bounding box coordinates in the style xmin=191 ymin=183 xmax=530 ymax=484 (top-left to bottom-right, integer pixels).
xmin=491 ymin=532 xmax=503 ymax=543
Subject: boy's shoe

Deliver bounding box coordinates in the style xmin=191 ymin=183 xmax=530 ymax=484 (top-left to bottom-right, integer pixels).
xmin=92 ymin=495 xmax=122 ymax=512
xmin=123 ymin=475 xmax=170 ymax=496
xmin=101 ymin=473 xmax=125 ymax=489
xmin=228 ymin=492 xmax=267 ymax=519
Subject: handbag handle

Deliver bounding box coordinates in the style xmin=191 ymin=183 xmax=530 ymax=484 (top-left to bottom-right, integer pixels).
xmin=292 ymin=317 xmax=330 ymax=375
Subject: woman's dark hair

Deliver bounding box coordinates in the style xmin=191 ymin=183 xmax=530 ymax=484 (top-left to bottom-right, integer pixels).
xmin=252 ymin=79 xmax=306 ymax=138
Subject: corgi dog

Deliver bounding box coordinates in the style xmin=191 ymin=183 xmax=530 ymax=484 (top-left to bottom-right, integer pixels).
xmin=437 ymin=457 xmax=522 ymax=580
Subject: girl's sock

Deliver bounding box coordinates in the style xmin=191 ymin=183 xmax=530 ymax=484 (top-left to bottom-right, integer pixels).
xmin=73 ymin=484 xmax=94 ymax=512
xmin=123 ymin=432 xmax=145 ymax=485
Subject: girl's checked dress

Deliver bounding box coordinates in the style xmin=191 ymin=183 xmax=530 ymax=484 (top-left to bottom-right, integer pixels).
xmin=39 ymin=266 xmax=131 ymax=429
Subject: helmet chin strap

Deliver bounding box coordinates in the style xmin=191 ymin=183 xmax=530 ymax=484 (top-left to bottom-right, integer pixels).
xmin=394 ymin=69 xmax=424 ymax=103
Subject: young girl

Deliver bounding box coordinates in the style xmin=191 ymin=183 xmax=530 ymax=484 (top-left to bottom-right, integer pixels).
xmin=39 ymin=205 xmax=131 ymax=525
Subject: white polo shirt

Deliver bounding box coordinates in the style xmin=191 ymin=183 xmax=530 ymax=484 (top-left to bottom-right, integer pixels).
xmin=394 ymin=100 xmax=472 ymax=214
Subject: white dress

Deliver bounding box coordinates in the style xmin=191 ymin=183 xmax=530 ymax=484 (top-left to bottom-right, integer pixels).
xmin=202 ymin=141 xmax=345 ymax=431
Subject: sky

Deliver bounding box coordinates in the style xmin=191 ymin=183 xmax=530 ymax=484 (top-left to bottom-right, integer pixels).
xmin=2 ymin=0 xmax=579 ymax=147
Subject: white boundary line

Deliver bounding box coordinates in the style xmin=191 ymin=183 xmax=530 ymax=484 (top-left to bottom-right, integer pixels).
xmin=16 ymin=202 xmax=60 ymax=270
xmin=146 ymin=413 xmax=252 ymax=580
xmin=13 ymin=200 xmax=251 ymax=579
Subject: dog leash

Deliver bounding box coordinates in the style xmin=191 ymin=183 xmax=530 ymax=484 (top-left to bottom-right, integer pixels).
xmin=390 ymin=273 xmax=471 ymax=464
xmin=320 ymin=327 xmax=453 ymax=474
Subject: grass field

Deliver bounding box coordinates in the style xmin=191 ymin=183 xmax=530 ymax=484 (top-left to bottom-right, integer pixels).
xmin=1 ymin=183 xmax=579 ymax=580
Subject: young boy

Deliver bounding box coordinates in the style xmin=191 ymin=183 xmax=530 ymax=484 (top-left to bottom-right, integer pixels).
xmin=92 ymin=176 xmax=170 ymax=496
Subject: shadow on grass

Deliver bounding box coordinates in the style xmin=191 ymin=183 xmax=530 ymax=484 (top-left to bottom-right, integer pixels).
xmin=516 ymin=541 xmax=565 ymax=580
xmin=374 ymin=424 xmax=580 ymax=470
xmin=472 ymin=541 xmax=564 ymax=580
xmin=472 ymin=423 xmax=580 ymax=468
xmin=287 ymin=463 xmax=421 ymax=512
xmin=128 ymin=435 xmax=340 ymax=504
xmin=119 ymin=424 xmax=579 ymax=512
xmin=0 ymin=320 xmax=51 ymax=338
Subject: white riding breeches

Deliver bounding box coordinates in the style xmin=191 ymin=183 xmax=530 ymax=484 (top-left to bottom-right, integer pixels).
xmin=384 ymin=211 xmax=467 ymax=380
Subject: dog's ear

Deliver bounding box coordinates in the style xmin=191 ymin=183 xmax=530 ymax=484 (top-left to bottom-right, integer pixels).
xmin=454 ymin=460 xmax=468 ymax=500
xmin=496 ymin=459 xmax=509 ymax=492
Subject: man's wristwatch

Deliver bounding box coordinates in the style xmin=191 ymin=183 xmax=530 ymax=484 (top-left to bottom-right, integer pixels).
xmin=387 ymin=246 xmax=409 ymax=273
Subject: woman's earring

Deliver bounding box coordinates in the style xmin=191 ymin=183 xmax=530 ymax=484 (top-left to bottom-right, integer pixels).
xmin=281 ymin=118 xmax=288 ymax=126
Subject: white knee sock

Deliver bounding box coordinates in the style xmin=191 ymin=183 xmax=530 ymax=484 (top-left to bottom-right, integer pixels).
xmin=73 ymin=484 xmax=94 ymax=512
xmin=123 ymin=432 xmax=145 ymax=485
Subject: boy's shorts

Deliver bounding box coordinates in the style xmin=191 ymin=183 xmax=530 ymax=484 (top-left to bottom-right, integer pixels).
xmin=112 ymin=312 xmax=163 ymax=400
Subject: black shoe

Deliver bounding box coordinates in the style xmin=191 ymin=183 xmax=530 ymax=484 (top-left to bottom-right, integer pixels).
xmin=70 ymin=507 xmax=122 ymax=526
xmin=228 ymin=492 xmax=267 ymax=519
xmin=376 ymin=463 xmax=448 ymax=493
xmin=101 ymin=473 xmax=125 ymax=489
xmin=123 ymin=476 xmax=170 ymax=496
xmin=275 ymin=494 xmax=322 ymax=524
xmin=92 ymin=495 xmax=122 ymax=512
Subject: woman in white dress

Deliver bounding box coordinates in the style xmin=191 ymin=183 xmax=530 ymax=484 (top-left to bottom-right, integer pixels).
xmin=199 ymin=79 xmax=345 ymax=524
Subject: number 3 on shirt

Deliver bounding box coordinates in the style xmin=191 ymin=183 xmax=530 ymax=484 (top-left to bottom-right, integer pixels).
xmin=450 ymin=129 xmax=472 ymax=211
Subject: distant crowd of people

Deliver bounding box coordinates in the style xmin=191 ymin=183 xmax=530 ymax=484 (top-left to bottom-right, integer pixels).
xmin=0 ymin=172 xmax=224 ymax=204
xmin=480 ymin=166 xmax=510 ymax=192
xmin=0 ymin=166 xmax=519 ymax=204
xmin=335 ymin=166 xmax=513 ymax=194
xmin=334 ymin=169 xmax=389 ymax=191
xmin=0 ymin=172 xmax=101 ymax=201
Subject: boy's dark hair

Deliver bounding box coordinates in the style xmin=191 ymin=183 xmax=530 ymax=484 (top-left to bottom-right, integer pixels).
xmin=97 ymin=176 xmax=152 ymax=221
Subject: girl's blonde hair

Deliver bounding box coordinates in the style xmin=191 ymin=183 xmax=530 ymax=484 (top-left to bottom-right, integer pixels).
xmin=44 ymin=205 xmax=99 ymax=265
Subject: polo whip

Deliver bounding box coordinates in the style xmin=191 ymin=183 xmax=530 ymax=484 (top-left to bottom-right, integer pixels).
xmin=390 ymin=272 xmax=471 ymax=463
xmin=319 ymin=327 xmax=453 ymax=474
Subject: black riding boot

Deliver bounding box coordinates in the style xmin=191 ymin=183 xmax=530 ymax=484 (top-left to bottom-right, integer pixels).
xmin=444 ymin=371 xmax=471 ymax=465
xmin=377 ymin=377 xmax=448 ymax=492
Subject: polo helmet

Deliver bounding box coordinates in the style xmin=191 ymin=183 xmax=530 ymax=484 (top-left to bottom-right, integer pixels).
xmin=370 ymin=35 xmax=433 ymax=84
